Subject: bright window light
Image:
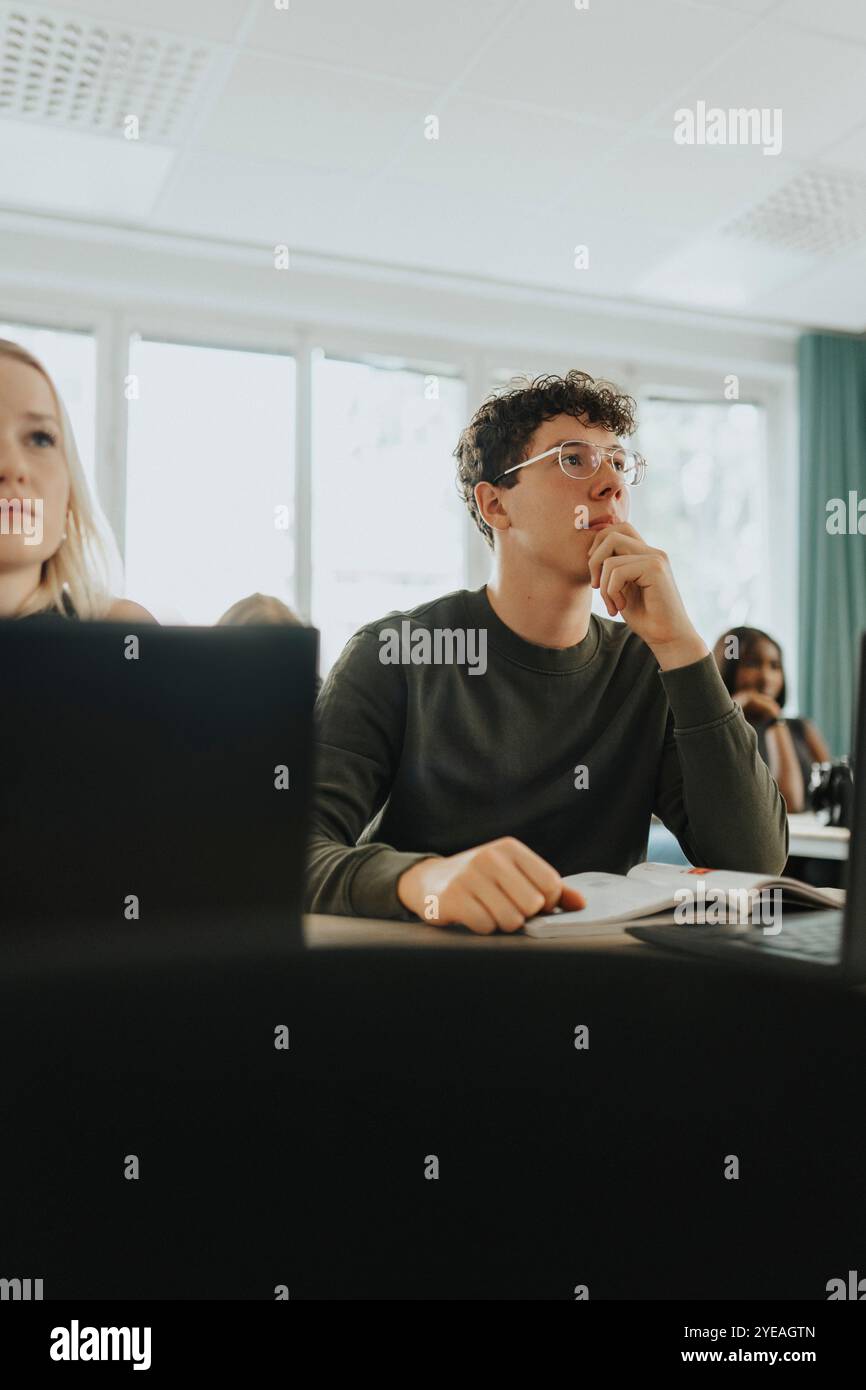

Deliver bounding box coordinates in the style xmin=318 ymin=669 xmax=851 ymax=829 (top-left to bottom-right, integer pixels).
xmin=632 ymin=398 xmax=769 ymax=649
xmin=125 ymin=339 xmax=296 ymax=625
xmin=312 ymin=357 xmax=468 ymax=674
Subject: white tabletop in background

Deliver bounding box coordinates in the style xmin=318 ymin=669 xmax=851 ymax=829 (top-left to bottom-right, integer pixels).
xmin=787 ymin=812 xmax=850 ymax=861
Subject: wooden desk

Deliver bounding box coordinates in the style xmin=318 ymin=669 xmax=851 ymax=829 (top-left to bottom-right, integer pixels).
xmin=306 ymin=913 xmax=646 ymax=951
xmin=787 ymin=811 xmax=850 ymax=861
xmin=304 ymin=910 xmax=864 ymax=995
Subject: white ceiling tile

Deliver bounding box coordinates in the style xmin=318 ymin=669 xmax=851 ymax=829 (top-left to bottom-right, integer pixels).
xmin=466 ymin=0 xmax=736 ymax=124
xmin=570 ymin=131 xmax=794 ymax=238
xmin=151 ymin=150 xmax=368 ymax=250
xmin=244 ymin=0 xmax=513 ymax=85
xmin=159 ymin=156 xmax=683 ymax=298
xmin=774 ymin=0 xmax=866 ymax=42
xmin=715 ymin=0 xmax=783 ymax=11
xmin=650 ymin=24 xmax=866 ymax=164
xmin=342 ymin=174 xmax=681 ymax=295
xmin=822 ymin=126 xmax=866 ymax=175
xmin=749 ymin=244 xmax=866 ymax=327
xmin=25 ymin=0 xmax=252 ymax=42
xmin=318 ymin=175 xmax=537 ymax=279
xmin=0 ymin=115 xmax=174 ymax=218
xmin=193 ymin=53 xmax=436 ymax=173
xmin=634 ymin=233 xmax=815 ymax=311
xmin=484 ymin=208 xmax=685 ymax=295
xmin=388 ymin=95 xmax=626 ymax=198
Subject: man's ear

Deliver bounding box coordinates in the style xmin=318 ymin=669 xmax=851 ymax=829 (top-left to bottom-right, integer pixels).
xmin=474 ymin=480 xmax=510 ymax=536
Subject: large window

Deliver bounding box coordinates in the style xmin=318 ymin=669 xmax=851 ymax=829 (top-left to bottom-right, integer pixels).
xmin=312 ymin=357 xmax=468 ymax=674
xmin=632 ymin=397 xmax=769 ymax=649
xmin=125 ymin=339 xmax=296 ymax=625
xmin=0 ymin=320 xmax=97 ymax=487
xmin=1 ymin=314 xmax=781 ymax=673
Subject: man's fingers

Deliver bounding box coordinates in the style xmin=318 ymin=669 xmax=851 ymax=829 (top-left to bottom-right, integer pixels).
xmin=599 ymin=556 xmax=626 ymax=614
xmin=559 ymin=885 xmax=587 ymax=912
xmin=587 ymin=528 xmax=644 ymax=588
xmin=504 ymin=839 xmax=565 ymax=908
xmin=443 ymin=840 xmax=587 ymax=931
xmin=603 ymin=556 xmax=657 ymax=611
xmin=488 ymin=855 xmax=548 ymax=920
xmin=469 ymin=878 xmax=527 ymax=933
xmin=460 ymin=892 xmax=499 ymax=936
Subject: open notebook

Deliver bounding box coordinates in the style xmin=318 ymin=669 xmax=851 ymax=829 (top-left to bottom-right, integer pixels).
xmin=524 ymin=861 xmax=846 ymax=939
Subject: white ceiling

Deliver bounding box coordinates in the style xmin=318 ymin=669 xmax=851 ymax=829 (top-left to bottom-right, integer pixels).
xmin=2 ymin=0 xmax=866 ymax=331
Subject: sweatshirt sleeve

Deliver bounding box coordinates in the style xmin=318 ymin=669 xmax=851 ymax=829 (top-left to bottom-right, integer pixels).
xmin=305 ymin=626 xmax=440 ymax=920
xmin=652 ymin=652 xmax=789 ymax=874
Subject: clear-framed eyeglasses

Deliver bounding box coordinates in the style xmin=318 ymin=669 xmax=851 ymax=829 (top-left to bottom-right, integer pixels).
xmin=491 ymin=439 xmax=647 ymax=486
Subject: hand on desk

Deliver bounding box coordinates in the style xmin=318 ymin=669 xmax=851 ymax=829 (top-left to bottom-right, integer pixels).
xmin=397 ymin=836 xmax=586 ymax=935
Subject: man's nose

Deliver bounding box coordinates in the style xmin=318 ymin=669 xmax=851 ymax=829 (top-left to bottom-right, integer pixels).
xmin=589 ymin=458 xmax=625 ymax=496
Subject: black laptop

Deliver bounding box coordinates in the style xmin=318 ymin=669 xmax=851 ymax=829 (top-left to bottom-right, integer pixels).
xmin=627 ymin=634 xmax=864 ymax=983
xmin=1 ymin=619 xmax=318 ymax=936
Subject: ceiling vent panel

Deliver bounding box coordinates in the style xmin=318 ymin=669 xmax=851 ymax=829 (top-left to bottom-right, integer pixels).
xmin=0 ymin=3 xmax=216 ymax=143
xmin=722 ymin=166 xmax=866 ymax=257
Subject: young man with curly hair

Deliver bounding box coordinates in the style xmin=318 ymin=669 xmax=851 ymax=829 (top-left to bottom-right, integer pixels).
xmin=305 ymin=371 xmax=787 ymax=933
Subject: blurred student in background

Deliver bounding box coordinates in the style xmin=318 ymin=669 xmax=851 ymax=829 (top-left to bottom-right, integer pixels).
xmin=218 ymin=591 xmax=322 ymax=694
xmin=218 ymin=592 xmax=302 ymax=627
xmin=0 ymin=339 xmax=154 ymax=623
xmin=712 ymin=625 xmax=831 ymax=814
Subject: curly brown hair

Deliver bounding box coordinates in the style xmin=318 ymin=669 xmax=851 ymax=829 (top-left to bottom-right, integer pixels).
xmin=454 ymin=369 xmax=638 ymax=547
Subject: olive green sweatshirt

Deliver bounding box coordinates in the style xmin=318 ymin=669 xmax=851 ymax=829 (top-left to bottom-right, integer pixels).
xmin=305 ymin=584 xmax=788 ymax=920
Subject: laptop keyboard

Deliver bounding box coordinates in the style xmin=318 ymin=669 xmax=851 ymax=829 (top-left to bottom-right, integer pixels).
xmin=738 ymin=917 xmax=842 ymax=958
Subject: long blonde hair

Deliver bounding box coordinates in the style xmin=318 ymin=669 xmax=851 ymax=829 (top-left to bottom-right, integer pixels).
xmin=0 ymin=338 xmax=112 ymax=618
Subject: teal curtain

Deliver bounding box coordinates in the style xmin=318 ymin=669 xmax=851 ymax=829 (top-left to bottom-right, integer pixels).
xmin=798 ymin=333 xmax=866 ymax=756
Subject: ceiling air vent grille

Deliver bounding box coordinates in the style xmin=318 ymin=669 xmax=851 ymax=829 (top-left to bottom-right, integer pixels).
xmin=723 ymin=167 xmax=866 ymax=256
xmin=0 ymin=2 xmax=213 ymax=142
